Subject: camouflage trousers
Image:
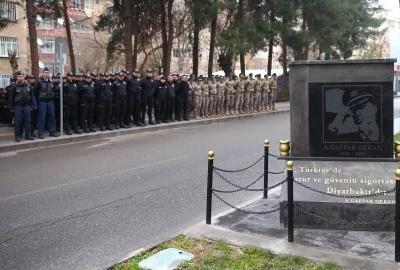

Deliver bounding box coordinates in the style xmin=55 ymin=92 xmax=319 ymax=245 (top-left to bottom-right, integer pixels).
xmin=225 ymin=94 xmax=235 ymax=112
xmin=209 ymin=94 xmax=217 ymax=115
xmin=201 ymin=96 xmax=210 ymax=116
xmin=268 ymin=90 xmax=277 ymax=109
xmin=216 ymin=93 xmax=224 ymax=115
xmin=235 ymin=92 xmax=244 ymax=112
xmin=254 ymin=91 xmax=261 ymax=110
xmin=261 ymin=91 xmax=269 ymax=110
xmin=193 ymin=96 xmax=202 ymax=118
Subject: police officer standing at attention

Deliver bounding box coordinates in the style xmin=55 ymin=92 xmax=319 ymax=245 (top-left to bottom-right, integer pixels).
xmin=63 ymin=72 xmax=81 ymax=135
xmin=154 ymin=76 xmax=168 ymax=124
xmin=141 ymin=68 xmax=156 ymax=125
xmin=166 ymin=74 xmax=175 ymax=122
xmin=37 ymin=67 xmax=58 ymax=139
xmin=78 ymin=74 xmax=96 ymax=133
xmin=113 ymin=72 xmax=128 ymax=129
xmin=52 ymin=73 xmax=61 ymax=132
xmin=27 ymin=74 xmax=39 ymax=137
xmin=8 ymin=71 xmax=35 ymax=142
xmin=96 ymin=72 xmax=114 ymax=131
xmin=126 ymin=69 xmax=143 ymax=127
xmin=175 ymin=74 xmax=190 ymax=121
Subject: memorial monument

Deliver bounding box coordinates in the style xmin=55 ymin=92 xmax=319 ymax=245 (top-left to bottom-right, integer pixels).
xmin=280 ymin=59 xmax=398 ymax=230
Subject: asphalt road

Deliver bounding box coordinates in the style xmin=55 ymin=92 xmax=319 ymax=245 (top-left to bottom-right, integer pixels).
xmin=0 ymin=111 xmax=290 ymax=270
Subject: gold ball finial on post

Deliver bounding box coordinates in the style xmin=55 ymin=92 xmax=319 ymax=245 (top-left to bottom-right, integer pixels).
xmin=395 ymin=141 xmax=400 ymax=159
xmin=264 ymin=140 xmax=270 ymax=147
xmin=287 ymin=161 xmax=294 ymax=171
xmin=208 ymin=151 xmax=215 ymax=160
xmin=279 ymin=140 xmax=290 ymax=157
xmin=395 ymin=168 xmax=400 ymax=181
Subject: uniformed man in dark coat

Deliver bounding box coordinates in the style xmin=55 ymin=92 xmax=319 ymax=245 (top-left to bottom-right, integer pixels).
xmin=113 ymin=72 xmax=128 ymax=129
xmin=95 ymin=72 xmax=114 ymax=131
xmin=175 ymin=74 xmax=190 ymax=121
xmin=27 ymin=74 xmax=39 ymax=137
xmin=154 ymin=76 xmax=168 ymax=124
xmin=78 ymin=74 xmax=96 ymax=133
xmin=37 ymin=67 xmax=57 ymax=139
xmin=140 ymin=68 xmax=156 ymax=125
xmin=126 ymin=69 xmax=143 ymax=127
xmin=63 ymin=72 xmax=81 ymax=135
xmin=166 ymin=74 xmax=175 ymax=122
xmin=52 ymin=73 xmax=61 ymax=132
xmin=8 ymin=71 xmax=35 ymax=142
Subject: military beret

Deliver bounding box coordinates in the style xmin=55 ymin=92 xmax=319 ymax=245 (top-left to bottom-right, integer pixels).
xmin=16 ymin=70 xmax=24 ymax=76
xmin=27 ymin=74 xmax=35 ymax=79
xmin=342 ymin=90 xmax=375 ymax=108
xmin=249 ymin=73 xmax=253 ymax=76
xmin=272 ymin=73 xmax=277 ymax=77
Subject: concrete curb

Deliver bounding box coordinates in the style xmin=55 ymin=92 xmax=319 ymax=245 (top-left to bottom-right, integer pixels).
xmin=0 ymin=109 xmax=289 ymax=153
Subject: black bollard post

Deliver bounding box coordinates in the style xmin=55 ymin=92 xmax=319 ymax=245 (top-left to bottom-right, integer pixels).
xmin=263 ymin=140 xmax=269 ymax=199
xmin=206 ymin=151 xmax=215 ymax=225
xmin=287 ymin=161 xmax=294 ymax=242
xmin=395 ymin=168 xmax=400 ymax=261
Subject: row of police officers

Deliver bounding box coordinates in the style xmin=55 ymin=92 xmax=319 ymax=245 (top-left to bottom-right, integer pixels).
xmin=5 ymin=68 xmax=278 ymax=142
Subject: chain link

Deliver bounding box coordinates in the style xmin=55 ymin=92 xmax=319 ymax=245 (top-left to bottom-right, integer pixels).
xmin=294 ymin=204 xmax=395 ymax=226
xmin=268 ymin=170 xmax=285 ymax=175
xmin=213 ymin=169 xmax=264 ymax=192
xmin=212 ymin=191 xmax=286 ymax=214
xmin=213 ymin=154 xmax=264 ymax=173
xmin=213 ymin=177 xmax=288 ymax=193
xmin=294 ymin=180 xmax=396 ymax=199
xmin=268 ymin=153 xmax=279 ymax=158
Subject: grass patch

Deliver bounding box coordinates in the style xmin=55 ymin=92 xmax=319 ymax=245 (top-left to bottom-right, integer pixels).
xmin=110 ymin=236 xmax=342 ymax=270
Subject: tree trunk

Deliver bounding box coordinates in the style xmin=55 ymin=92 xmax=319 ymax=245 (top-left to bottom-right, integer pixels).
xmin=159 ymin=0 xmax=168 ymax=75
xmin=208 ymin=17 xmax=217 ymax=77
xmin=281 ymin=43 xmax=288 ymax=75
xmin=267 ymin=37 xmax=273 ymax=76
xmin=218 ymin=52 xmax=233 ymax=77
xmin=192 ymin=17 xmax=200 ymax=77
xmin=26 ymin=0 xmax=39 ymax=76
xmin=133 ymin=31 xmax=138 ymax=69
xmin=62 ymin=0 xmax=76 ymax=73
xmin=165 ymin=0 xmax=174 ymax=76
xmin=123 ymin=0 xmax=133 ymax=71
xmin=240 ymin=53 xmax=245 ymax=75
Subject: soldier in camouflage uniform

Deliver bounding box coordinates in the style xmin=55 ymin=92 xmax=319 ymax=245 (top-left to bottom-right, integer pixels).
xmin=243 ymin=75 xmax=250 ymax=113
xmin=247 ymin=73 xmax=255 ymax=113
xmin=254 ymin=74 xmax=262 ymax=112
xmin=200 ymin=78 xmax=210 ymax=118
xmin=261 ymin=74 xmax=270 ymax=111
xmin=268 ymin=73 xmax=278 ymax=111
xmin=216 ymin=76 xmax=225 ymax=116
xmin=235 ymin=74 xmax=245 ymax=114
xmin=208 ymin=77 xmax=217 ymax=116
xmin=192 ymin=78 xmax=202 ymax=119
xmin=232 ymin=75 xmax=240 ymax=115
xmin=225 ymin=76 xmax=236 ymax=115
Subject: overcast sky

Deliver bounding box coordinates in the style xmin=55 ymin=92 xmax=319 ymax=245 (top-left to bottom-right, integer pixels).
xmin=379 ymin=0 xmax=400 ymax=10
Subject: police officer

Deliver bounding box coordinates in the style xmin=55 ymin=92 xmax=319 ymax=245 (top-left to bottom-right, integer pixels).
xmin=52 ymin=73 xmax=61 ymax=132
xmin=63 ymin=72 xmax=81 ymax=135
xmin=141 ymin=68 xmax=156 ymax=125
xmin=8 ymin=71 xmax=35 ymax=142
xmin=166 ymin=75 xmax=175 ymax=122
xmin=126 ymin=69 xmax=143 ymax=127
xmin=154 ymin=76 xmax=168 ymax=124
xmin=175 ymin=74 xmax=190 ymax=121
xmin=78 ymin=74 xmax=96 ymax=133
xmin=95 ymin=72 xmax=114 ymax=131
xmin=113 ymin=72 xmax=128 ymax=129
xmin=27 ymin=74 xmax=39 ymax=136
xmin=37 ymin=67 xmax=57 ymax=139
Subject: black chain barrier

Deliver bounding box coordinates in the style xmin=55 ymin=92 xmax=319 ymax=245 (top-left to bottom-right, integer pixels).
xmin=294 ymin=180 xmax=396 ymax=199
xmin=268 ymin=153 xmax=279 ymax=158
xmin=212 ymin=176 xmax=288 ymax=193
xmin=268 ymin=170 xmax=285 ymax=175
xmin=212 ymin=191 xmax=286 ymax=214
xmin=212 ymin=154 xmax=264 ymax=173
xmin=294 ymin=204 xmax=395 ymax=226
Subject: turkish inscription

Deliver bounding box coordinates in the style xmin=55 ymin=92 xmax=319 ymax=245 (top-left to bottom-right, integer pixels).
xmin=292 ymin=161 xmax=396 ymax=205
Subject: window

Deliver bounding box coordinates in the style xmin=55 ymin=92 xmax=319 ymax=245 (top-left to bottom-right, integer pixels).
xmin=0 ymin=1 xmax=17 ymax=21
xmin=38 ymin=36 xmax=55 ymax=53
xmin=173 ymin=48 xmax=192 ymax=58
xmin=0 ymin=74 xmax=12 ymax=89
xmin=38 ymin=18 xmax=56 ymax=30
xmin=0 ymin=36 xmax=18 ymax=57
xmin=71 ymin=0 xmax=93 ymax=10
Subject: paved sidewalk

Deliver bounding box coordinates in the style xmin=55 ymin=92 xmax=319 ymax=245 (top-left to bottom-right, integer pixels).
xmin=0 ymin=102 xmax=289 ymax=153
xmin=184 ymin=188 xmax=400 ymax=270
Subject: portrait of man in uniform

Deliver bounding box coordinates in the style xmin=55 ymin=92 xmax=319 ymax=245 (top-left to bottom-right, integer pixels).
xmin=323 ymin=85 xmax=382 ymax=142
